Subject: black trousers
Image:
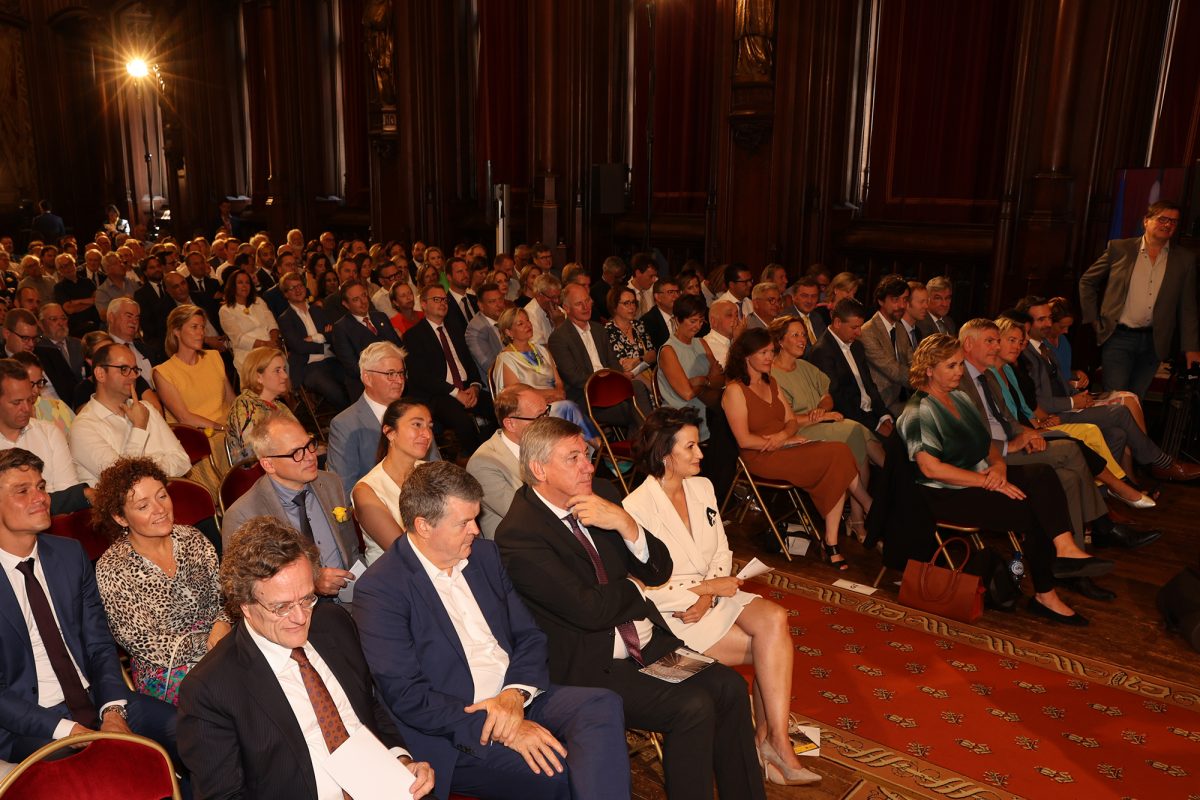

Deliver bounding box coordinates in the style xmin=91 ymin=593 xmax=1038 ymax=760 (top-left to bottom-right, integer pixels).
xmin=602 ymin=658 xmax=766 ymax=800
xmin=427 ymin=391 xmax=495 ymax=457
xmin=919 ymin=463 xmax=1068 ymax=593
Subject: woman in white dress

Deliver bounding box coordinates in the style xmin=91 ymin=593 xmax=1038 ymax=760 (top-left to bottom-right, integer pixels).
xmin=218 ymin=269 xmax=280 ymax=372
xmin=351 ymin=399 xmax=432 ymax=564
xmin=623 ymin=406 xmax=819 ymax=787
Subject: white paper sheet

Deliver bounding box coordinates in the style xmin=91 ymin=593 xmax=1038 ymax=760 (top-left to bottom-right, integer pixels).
xmin=794 ymin=725 xmax=821 ymax=757
xmin=322 ymin=726 xmax=415 ymax=798
xmin=736 ymin=558 xmax=772 ymax=580
xmin=832 ymin=579 xmax=877 ymax=595
xmin=337 ymin=560 xmax=368 ymax=603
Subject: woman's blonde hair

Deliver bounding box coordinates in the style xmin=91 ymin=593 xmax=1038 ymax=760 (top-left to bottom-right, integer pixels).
xmin=908 ymin=333 xmax=961 ymax=390
xmin=164 ymin=304 xmax=205 ymax=357
xmin=496 ymin=306 xmax=529 ymax=345
xmin=239 ymin=346 xmax=286 ymax=395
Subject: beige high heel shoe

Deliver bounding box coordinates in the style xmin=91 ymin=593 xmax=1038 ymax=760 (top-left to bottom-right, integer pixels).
xmin=757 ymin=739 xmax=822 ymax=786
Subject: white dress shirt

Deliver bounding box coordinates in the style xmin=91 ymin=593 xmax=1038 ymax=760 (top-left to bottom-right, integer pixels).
xmin=523 ymin=298 xmax=554 ymax=349
xmin=714 ymin=291 xmax=753 ymax=320
xmin=531 ymin=488 xmax=655 ymax=659
xmin=408 ymin=542 xmax=538 ymax=704
xmin=628 ymin=280 xmax=655 ymax=317
xmin=702 ymin=330 xmax=731 ymax=369
xmin=371 ymin=286 xmax=394 ymax=315
xmin=573 ymin=321 xmax=604 ymax=371
xmin=289 ymin=303 xmax=330 ymax=363
xmin=833 ymin=335 xmax=874 ymax=414
xmin=0 ymin=419 xmax=79 ymax=492
xmin=449 ymin=289 xmax=474 ymax=323
xmin=70 ymin=398 xmax=192 ymax=486
xmin=244 ymin=623 xmax=408 ymax=800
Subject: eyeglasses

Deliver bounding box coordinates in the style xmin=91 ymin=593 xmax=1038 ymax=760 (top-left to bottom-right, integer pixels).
xmin=9 ymin=332 xmax=37 ymax=343
xmin=30 ymin=378 xmax=48 ymax=388
xmin=1153 ymin=215 xmax=1180 ymax=226
xmin=255 ymin=593 xmax=318 ymax=618
xmin=509 ymin=404 xmax=552 ymax=421
xmin=618 ymin=300 xmax=638 ymax=307
xmin=728 ymin=278 xmax=751 ymax=285
xmin=263 ymin=436 xmax=318 ymax=462
xmin=367 ymin=369 xmax=406 ymax=381
xmin=99 ymin=363 xmax=141 ymax=376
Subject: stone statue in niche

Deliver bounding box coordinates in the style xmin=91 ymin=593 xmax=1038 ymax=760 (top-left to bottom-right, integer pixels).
xmin=363 ymin=0 xmax=396 ymax=108
xmin=734 ymin=0 xmax=775 ymax=82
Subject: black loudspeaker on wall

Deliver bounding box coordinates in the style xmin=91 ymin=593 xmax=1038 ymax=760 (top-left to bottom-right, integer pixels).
xmin=1156 ymin=566 xmax=1200 ymax=653
xmin=591 ymin=164 xmax=626 ymax=216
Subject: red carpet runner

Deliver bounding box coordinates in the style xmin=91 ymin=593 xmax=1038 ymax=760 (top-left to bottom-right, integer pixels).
xmin=742 ymin=574 xmax=1200 ymax=799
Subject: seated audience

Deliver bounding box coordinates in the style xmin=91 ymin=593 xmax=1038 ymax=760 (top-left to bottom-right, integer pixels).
xmin=809 ymin=299 xmax=895 ymax=437
xmin=352 ymin=399 xmax=432 ymax=564
xmin=821 ymin=271 xmax=862 ymax=312
xmin=465 ymin=282 xmax=506 ymax=379
xmin=494 ymin=306 xmax=599 ymax=440
xmin=524 ymin=273 xmax=564 ymax=349
xmin=623 ymin=408 xmax=820 ymax=786
xmin=106 ymin=297 xmax=161 ymax=388
xmin=900 ymin=279 xmax=928 ymax=347
xmin=404 ymin=284 xmax=495 ymax=458
xmin=370 ymin=258 xmax=403 ymax=315
xmin=859 ymin=274 xmax=913 ymax=416
xmin=0 ymin=358 xmax=90 ymax=514
xmin=743 ymin=282 xmax=782 ymax=330
xmin=17 ymin=256 xmax=55 ymax=310
xmin=769 ymin=316 xmax=883 ymax=498
xmin=702 ymin=299 xmax=741 ymax=370
xmin=0 ymin=448 xmax=178 ymax=763
xmin=354 ymin=461 xmax=628 ymax=800
xmin=639 ymin=278 xmax=680 ymax=350
xmin=94 ymin=457 xmax=230 ymax=704
xmin=219 ymin=268 xmax=280 ymax=372
xmin=70 ymin=330 xmax=161 ymax=415
xmin=34 ymin=303 xmax=84 ymax=403
xmin=443 ymin=255 xmax=479 ymax=330
xmin=389 ymin=280 xmax=424 ymax=334
xmin=467 ymin=384 xmax=544 ymax=540
xmin=898 ymin=335 xmax=1105 ymax=625
xmin=133 ymin=253 xmax=172 ymax=343
xmin=275 ymin=270 xmax=349 ymax=412
xmin=95 ymin=251 xmax=141 ymax=315
xmin=53 ymin=252 xmax=102 ymax=337
xmin=591 ymin=256 xmax=625 ymax=319
xmin=714 ymin=263 xmax=754 ymax=319
xmin=226 ymin=346 xmax=298 ymax=464
xmin=656 ymin=294 xmax=725 ymax=440
xmin=222 ymin=411 xmax=359 ymax=595
xmin=13 ymin=352 xmax=75 ymax=436
xmin=722 ymin=328 xmax=870 ymax=570
xmin=496 ymin=417 xmax=767 ymax=800
xmin=916 ymin=275 xmax=956 ymax=337
xmin=70 ymin=343 xmax=190 ymax=486
xmin=177 ymin=517 xmax=433 ymax=799
xmin=604 ymin=285 xmax=657 ymax=377
xmin=332 ymin=278 xmax=404 ymax=398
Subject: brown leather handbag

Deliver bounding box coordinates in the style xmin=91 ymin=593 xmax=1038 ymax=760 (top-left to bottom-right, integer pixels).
xmin=899 ymin=537 xmax=985 ymax=622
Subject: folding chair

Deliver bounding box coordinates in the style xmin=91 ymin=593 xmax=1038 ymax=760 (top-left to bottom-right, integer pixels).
xmin=719 ymin=457 xmax=821 ymax=561
xmin=170 ymin=424 xmax=218 ymax=474
xmin=219 ymin=459 xmax=266 ymax=516
xmin=0 ymin=731 xmax=182 ymax=799
xmin=167 ymin=477 xmax=220 ymax=528
xmin=48 ymin=510 xmax=109 ymax=562
xmin=872 ymin=521 xmax=1023 ymax=587
xmin=584 ymin=369 xmax=643 ymax=494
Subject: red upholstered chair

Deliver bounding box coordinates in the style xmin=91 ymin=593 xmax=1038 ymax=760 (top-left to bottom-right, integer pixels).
xmin=0 ymin=731 xmax=181 ymax=799
xmin=48 ymin=509 xmax=109 ymax=562
xmin=584 ymin=369 xmax=643 ymax=494
xmin=170 ymin=424 xmax=215 ymax=471
xmin=167 ymin=477 xmax=220 ymax=527
xmin=219 ymin=459 xmax=266 ymax=515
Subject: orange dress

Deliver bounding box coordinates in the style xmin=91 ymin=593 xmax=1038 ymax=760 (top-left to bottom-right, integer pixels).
xmin=734 ymin=379 xmax=857 ymax=516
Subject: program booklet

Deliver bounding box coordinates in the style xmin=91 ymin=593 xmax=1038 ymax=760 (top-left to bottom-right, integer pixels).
xmin=639 ymin=647 xmax=716 ymax=683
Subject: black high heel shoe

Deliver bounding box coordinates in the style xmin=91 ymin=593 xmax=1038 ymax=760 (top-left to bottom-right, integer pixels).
xmin=822 ymin=542 xmax=849 ymax=571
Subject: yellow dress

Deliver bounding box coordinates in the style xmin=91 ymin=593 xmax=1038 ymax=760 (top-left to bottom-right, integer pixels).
xmin=155 ymin=350 xmax=233 ymax=492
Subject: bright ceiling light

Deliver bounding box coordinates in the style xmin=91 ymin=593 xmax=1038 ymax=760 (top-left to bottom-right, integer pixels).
xmin=126 ymin=58 xmax=149 ymax=78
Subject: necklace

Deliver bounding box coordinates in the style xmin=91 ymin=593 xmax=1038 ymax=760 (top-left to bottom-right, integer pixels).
xmin=507 ymin=343 xmax=547 ymax=373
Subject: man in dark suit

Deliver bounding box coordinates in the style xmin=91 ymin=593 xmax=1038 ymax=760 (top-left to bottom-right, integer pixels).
xmin=444 ymin=256 xmax=478 ymax=333
xmin=0 ymin=449 xmax=177 ymax=763
xmin=105 ymin=297 xmax=164 ymax=386
xmin=496 ymin=418 xmax=765 ymax=800
xmin=183 ymin=250 xmax=225 ymax=335
xmin=33 ymin=304 xmax=84 ymax=403
xmin=639 ymin=278 xmax=679 ymax=350
xmin=178 ymin=516 xmax=434 ymax=799
xmin=332 ymin=279 xmax=403 ymax=399
xmin=355 ymin=462 xmax=628 ymax=800
xmin=277 ymin=271 xmax=349 ymax=411
xmin=1078 ymin=201 xmax=1198 ymax=399
xmin=547 ymin=284 xmax=650 ymax=423
xmin=404 ymin=285 xmax=495 ymax=457
xmin=780 ymin=277 xmax=828 ymax=348
xmin=809 ymin=298 xmax=894 ymax=436
xmin=132 ymin=253 xmax=172 ymax=344
xmin=915 ymin=275 xmax=956 ymax=339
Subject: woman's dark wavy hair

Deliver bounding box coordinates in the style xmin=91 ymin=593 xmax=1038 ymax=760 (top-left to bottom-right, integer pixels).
xmin=632 ymin=406 xmax=703 ymax=478
xmin=375 ymin=398 xmax=430 ymax=463
xmin=723 ymin=327 xmax=773 ymax=385
xmin=222 ymin=267 xmax=258 ymax=308
xmin=671 ymin=294 xmax=707 ymax=324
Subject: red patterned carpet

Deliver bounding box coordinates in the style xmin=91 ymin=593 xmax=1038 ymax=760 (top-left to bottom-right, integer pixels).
xmin=742 ymin=572 xmax=1200 ymax=799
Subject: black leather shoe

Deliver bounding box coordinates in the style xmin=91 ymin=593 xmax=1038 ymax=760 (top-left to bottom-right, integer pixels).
xmin=1092 ymin=524 xmax=1162 ymax=550
xmin=1058 ymin=576 xmax=1117 ymax=601
xmin=1028 ymin=597 xmax=1090 ymax=626
xmin=1052 ymin=556 xmax=1115 ymax=579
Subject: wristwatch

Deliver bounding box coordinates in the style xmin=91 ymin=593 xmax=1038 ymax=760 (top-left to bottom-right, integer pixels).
xmin=510 ymin=688 xmax=532 ymax=703
xmin=102 ymin=704 xmax=128 ymax=721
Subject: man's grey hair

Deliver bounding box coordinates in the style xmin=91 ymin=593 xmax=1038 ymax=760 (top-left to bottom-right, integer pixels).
xmin=532 ymin=273 xmax=562 ymax=295
xmin=106 ymin=296 xmax=140 ymax=323
xmin=358 ymin=340 xmax=407 ymax=375
xmin=519 ymin=417 xmax=584 ymax=484
xmin=37 ymin=303 xmax=64 ymax=322
xmin=399 ymin=461 xmax=483 ymax=530
xmin=926 ymin=275 xmax=952 ymax=294
xmin=750 ymin=282 xmax=779 ymax=300
xmin=245 ymin=407 xmax=304 ymax=459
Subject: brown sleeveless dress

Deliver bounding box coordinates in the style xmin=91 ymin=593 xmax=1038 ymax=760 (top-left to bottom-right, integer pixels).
xmin=734 ymin=379 xmax=858 ymax=516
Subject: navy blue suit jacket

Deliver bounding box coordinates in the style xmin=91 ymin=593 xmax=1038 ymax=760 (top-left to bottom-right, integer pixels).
xmin=353 ymin=536 xmax=549 ymax=797
xmin=0 ymin=535 xmax=129 ymax=760
xmin=277 ymin=303 xmax=336 ymax=387
xmin=332 ymin=311 xmax=402 ymax=398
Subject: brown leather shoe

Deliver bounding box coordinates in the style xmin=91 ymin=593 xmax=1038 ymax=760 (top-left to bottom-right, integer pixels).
xmin=1150 ymin=460 xmax=1200 ymax=482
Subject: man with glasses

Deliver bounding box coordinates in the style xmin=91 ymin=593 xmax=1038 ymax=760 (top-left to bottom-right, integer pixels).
xmin=715 ymin=263 xmax=755 ymax=320
xmin=467 ymin=384 xmax=551 ymax=539
xmin=178 ymin=516 xmax=434 ymax=799
xmin=640 ymin=278 xmax=680 ymax=350
xmin=372 ymin=260 xmax=403 ymax=315
xmin=1079 ymin=200 xmax=1198 ymax=399
xmin=524 ymin=273 xmax=564 ymax=349
xmin=277 ymin=270 xmax=349 ymax=412
xmin=23 ymin=306 xmax=79 ymax=404
xmin=223 ymin=411 xmax=360 ymax=599
xmin=332 ymin=278 xmax=403 ymax=399
xmin=69 ymin=342 xmax=189 ymax=486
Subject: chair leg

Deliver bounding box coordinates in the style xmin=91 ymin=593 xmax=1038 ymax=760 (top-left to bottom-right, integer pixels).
xmin=743 ymin=471 xmax=792 ymax=561
xmin=872 ymin=565 xmax=889 ymax=588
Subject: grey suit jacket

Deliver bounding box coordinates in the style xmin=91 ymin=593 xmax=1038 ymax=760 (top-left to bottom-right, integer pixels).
xmin=1078 ymin=236 xmax=1198 ymax=358
xmin=916 ymin=314 xmax=957 ymax=339
xmin=859 ymin=311 xmax=912 ymax=415
xmin=328 ymin=395 xmax=442 ymax=496
xmin=1020 ymin=342 xmax=1073 ymax=414
xmin=465 ymin=312 xmax=503 ymax=382
xmin=464 ymin=429 xmax=523 ymax=540
xmin=220 ymin=471 xmax=359 ymax=567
